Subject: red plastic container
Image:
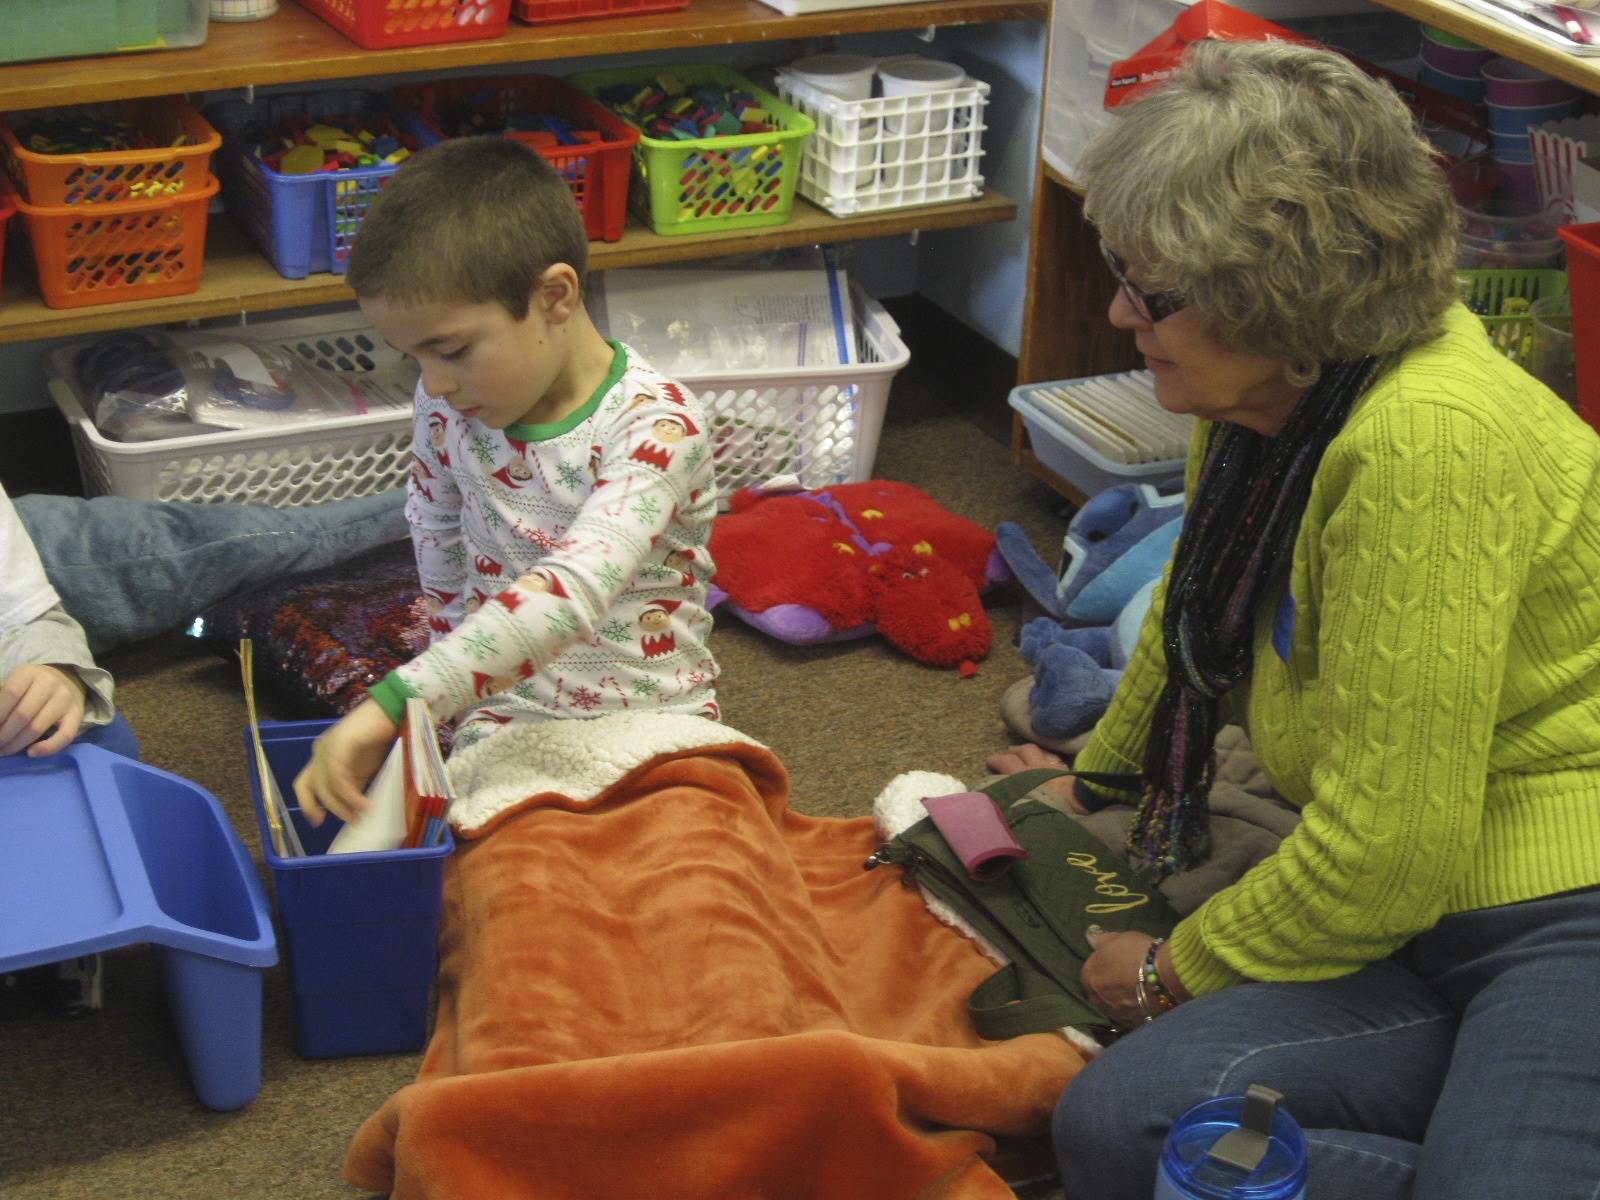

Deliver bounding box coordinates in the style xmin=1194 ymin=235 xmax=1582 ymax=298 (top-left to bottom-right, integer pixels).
xmin=1557 ymin=222 xmax=1600 ymax=435
xmin=294 ymin=0 xmax=510 ymax=49
xmin=514 ymin=0 xmax=686 ymax=22
xmin=0 ymin=190 xmax=13 ymax=292
xmin=391 ymin=75 xmax=640 ymax=242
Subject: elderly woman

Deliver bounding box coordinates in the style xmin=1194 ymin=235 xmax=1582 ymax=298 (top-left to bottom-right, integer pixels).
xmin=1048 ymin=37 xmax=1600 ymax=1200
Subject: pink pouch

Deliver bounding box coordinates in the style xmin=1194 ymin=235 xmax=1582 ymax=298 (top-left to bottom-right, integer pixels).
xmin=921 ymin=791 xmax=1029 ymax=881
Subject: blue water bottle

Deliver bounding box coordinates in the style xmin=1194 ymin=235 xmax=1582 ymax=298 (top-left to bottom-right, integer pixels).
xmin=1154 ymin=1084 xmax=1308 ymax=1200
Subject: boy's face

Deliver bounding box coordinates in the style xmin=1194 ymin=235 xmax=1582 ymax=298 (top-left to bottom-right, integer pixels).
xmin=361 ymin=290 xmax=565 ymax=430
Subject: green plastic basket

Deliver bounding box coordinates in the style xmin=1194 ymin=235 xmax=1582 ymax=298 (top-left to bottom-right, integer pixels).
xmin=1458 ymin=268 xmax=1569 ymax=368
xmin=570 ymin=65 xmax=814 ymax=237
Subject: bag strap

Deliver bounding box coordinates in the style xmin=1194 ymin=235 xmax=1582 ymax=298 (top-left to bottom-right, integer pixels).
xmin=969 ymin=964 xmax=1107 ymax=1041
xmin=964 ymin=766 xmax=1143 ymax=1042
xmin=978 ymin=766 xmax=1142 ymax=808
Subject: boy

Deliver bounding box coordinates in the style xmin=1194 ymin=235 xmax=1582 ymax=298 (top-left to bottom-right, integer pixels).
xmin=294 ymin=138 xmax=719 ymax=827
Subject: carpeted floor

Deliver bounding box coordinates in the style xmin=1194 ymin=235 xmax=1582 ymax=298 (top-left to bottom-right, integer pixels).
xmin=0 ymin=309 xmax=1075 ymax=1200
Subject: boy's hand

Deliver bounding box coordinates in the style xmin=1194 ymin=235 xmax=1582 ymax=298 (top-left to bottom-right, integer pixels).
xmin=0 ymin=664 xmax=88 ymax=758
xmin=293 ymin=698 xmax=400 ymax=827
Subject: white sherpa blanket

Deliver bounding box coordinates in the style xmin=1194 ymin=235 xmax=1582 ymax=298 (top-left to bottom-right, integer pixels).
xmin=446 ymin=712 xmax=764 ymax=835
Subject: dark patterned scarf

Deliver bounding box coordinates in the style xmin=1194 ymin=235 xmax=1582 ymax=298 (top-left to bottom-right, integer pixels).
xmin=1129 ymin=355 xmax=1380 ymax=878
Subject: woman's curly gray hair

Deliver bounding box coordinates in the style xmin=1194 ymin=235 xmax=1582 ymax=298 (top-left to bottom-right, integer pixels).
xmin=1081 ymin=38 xmax=1460 ymax=365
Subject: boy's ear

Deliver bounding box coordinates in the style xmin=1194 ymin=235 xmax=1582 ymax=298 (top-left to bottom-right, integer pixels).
xmin=534 ymin=263 xmax=582 ymax=326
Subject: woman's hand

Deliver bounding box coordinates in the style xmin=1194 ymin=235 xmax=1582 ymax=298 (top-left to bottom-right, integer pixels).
xmin=293 ymin=698 xmax=400 ymax=827
xmin=984 ymin=743 xmax=1085 ymax=813
xmin=1082 ymin=929 xmax=1192 ymax=1028
xmin=0 ymin=664 xmax=88 ymax=758
xmin=1082 ymin=929 xmax=1158 ymax=1027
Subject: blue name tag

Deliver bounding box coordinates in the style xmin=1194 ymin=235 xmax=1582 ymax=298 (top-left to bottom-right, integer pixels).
xmin=1272 ymin=588 xmax=1295 ymax=663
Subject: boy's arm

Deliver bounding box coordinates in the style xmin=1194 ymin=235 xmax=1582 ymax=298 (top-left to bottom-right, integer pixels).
xmin=406 ymin=396 xmax=467 ymax=641
xmin=370 ymin=388 xmax=714 ymax=723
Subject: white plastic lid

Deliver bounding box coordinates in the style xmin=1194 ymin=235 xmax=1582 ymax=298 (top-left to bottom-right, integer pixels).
xmin=788 ymin=53 xmax=877 ymax=81
xmin=876 ymin=57 xmax=967 ymax=87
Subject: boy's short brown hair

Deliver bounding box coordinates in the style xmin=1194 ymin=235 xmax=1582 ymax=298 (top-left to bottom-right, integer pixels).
xmin=348 ymin=136 xmax=589 ymax=320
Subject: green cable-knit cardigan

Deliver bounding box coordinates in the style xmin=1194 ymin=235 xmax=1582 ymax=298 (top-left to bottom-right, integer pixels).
xmin=1073 ymin=301 xmax=1600 ymax=997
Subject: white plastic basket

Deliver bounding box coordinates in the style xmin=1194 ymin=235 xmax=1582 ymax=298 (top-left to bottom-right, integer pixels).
xmin=683 ymin=292 xmax=909 ymax=502
xmin=775 ymin=71 xmax=988 ymax=217
xmin=46 ymin=313 xmax=417 ymax=507
xmin=1009 ymin=371 xmax=1193 ymax=498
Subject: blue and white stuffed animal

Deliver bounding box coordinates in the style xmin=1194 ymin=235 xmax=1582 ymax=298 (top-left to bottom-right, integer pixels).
xmin=996 ymin=483 xmax=1183 ymax=739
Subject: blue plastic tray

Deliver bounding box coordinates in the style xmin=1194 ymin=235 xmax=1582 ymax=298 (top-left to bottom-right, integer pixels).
xmin=245 ymin=719 xmax=452 ymax=1059
xmin=0 ymin=745 xmax=277 ymax=1110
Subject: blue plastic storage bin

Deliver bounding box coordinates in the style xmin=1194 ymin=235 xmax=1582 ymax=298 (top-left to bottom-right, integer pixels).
xmin=0 ymin=745 xmax=277 ymax=1111
xmin=206 ymin=91 xmax=439 ymax=280
xmin=245 ymin=718 xmax=453 ymax=1058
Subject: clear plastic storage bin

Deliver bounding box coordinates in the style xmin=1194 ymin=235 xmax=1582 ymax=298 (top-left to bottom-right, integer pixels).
xmin=1010 ymin=370 xmax=1193 ymax=498
xmin=0 ymin=0 xmax=208 ymax=64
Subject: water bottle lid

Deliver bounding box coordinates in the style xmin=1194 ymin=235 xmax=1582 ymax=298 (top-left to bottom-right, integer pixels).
xmin=1159 ymin=1086 xmax=1308 ymax=1200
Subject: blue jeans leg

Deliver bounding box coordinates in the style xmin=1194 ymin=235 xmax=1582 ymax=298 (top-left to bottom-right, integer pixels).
xmin=76 ymin=711 xmax=140 ymax=760
xmin=1406 ymin=885 xmax=1600 ymax=1200
xmin=14 ymin=489 xmax=407 ymax=655
xmin=1052 ymin=959 xmax=1455 ymax=1200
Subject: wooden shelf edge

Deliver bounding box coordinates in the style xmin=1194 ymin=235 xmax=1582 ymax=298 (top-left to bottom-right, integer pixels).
xmin=0 ymin=0 xmax=1046 ymax=110
xmin=0 ymin=188 xmax=1018 ymax=343
xmin=1041 ymin=161 xmax=1083 ymax=195
xmin=1374 ymin=0 xmax=1600 ymax=93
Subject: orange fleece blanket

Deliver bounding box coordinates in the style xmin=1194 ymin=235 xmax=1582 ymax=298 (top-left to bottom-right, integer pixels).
xmin=344 ymin=737 xmax=1083 ymax=1198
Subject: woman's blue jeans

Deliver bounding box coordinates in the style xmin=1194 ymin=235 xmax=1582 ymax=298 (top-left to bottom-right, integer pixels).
xmin=1053 ymin=885 xmax=1600 ymax=1200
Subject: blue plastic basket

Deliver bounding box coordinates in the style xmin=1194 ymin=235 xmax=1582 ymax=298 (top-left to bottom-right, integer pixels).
xmin=207 ymin=91 xmax=440 ymax=280
xmin=245 ymin=719 xmax=453 ymax=1059
xmin=0 ymin=746 xmax=277 ymax=1110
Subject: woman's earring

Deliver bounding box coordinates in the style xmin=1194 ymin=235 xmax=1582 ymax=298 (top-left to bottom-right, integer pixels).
xmin=1285 ymin=360 xmax=1321 ymax=389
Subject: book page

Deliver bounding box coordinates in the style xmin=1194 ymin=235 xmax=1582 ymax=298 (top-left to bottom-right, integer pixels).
xmin=326 ymin=739 xmax=410 ymax=856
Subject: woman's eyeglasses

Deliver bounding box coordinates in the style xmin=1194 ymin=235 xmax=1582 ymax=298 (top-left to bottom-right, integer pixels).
xmin=1100 ymin=241 xmax=1185 ymax=324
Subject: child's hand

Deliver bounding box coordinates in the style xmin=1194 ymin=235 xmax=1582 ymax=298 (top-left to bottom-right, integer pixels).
xmin=293 ymin=698 xmax=400 ymax=827
xmin=0 ymin=664 xmax=88 ymax=758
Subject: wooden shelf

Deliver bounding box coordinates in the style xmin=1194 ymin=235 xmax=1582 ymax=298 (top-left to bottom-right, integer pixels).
xmin=1373 ymin=0 xmax=1600 ymax=93
xmin=0 ymin=0 xmax=1045 ymax=111
xmin=0 ymin=188 xmax=1017 ymax=343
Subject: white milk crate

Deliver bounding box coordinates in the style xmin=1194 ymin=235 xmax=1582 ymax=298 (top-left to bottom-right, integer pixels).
xmin=684 ymin=292 xmax=909 ymax=502
xmin=45 ymin=313 xmax=417 ymax=507
xmin=775 ymin=71 xmax=988 ymax=217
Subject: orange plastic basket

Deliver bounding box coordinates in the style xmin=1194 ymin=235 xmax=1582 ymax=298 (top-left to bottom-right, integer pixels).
xmin=513 ymin=0 xmax=686 ymax=24
xmin=293 ymin=0 xmax=511 ymax=49
xmin=3 ymin=175 xmax=219 ymax=309
xmin=0 ymin=99 xmax=220 ymax=208
xmin=391 ymin=75 xmax=640 ymax=242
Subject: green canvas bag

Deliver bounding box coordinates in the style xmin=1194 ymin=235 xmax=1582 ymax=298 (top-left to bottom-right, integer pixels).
xmin=866 ymin=768 xmax=1178 ymax=1042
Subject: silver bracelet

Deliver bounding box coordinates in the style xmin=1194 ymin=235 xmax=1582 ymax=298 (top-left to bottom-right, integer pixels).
xmin=1133 ymin=956 xmax=1155 ymax=1023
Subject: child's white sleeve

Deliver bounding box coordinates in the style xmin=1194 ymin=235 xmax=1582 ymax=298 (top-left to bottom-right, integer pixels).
xmin=0 ymin=605 xmax=115 ymax=728
xmin=373 ymin=386 xmax=714 ymax=723
xmin=405 ymin=397 xmax=468 ymax=643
